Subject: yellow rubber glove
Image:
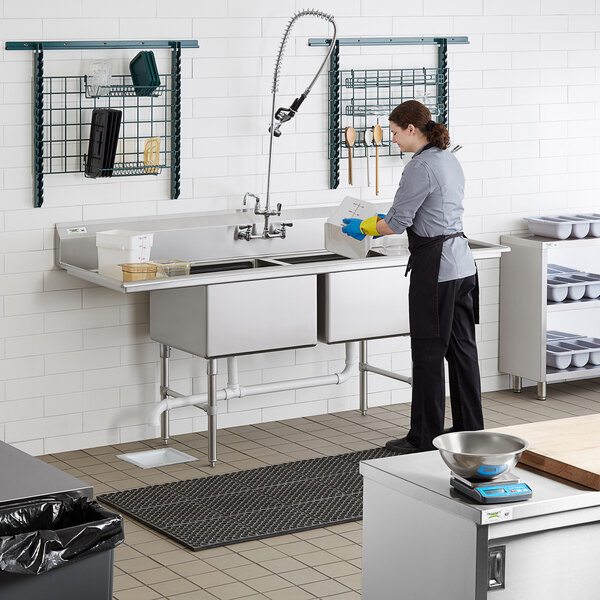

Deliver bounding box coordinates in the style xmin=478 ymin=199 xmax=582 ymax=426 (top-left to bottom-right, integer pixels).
xmin=359 ymin=215 xmax=382 ymax=236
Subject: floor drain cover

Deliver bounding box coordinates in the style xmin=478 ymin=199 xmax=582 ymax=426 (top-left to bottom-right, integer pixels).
xmin=99 ymin=447 xmax=400 ymax=551
xmin=117 ymin=448 xmax=198 ymax=469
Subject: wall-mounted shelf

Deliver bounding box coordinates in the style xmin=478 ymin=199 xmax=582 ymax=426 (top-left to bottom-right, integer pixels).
xmin=5 ymin=39 xmax=199 ymax=207
xmin=308 ymin=36 xmax=469 ymax=189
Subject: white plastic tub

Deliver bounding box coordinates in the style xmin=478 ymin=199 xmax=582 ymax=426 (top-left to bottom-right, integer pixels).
xmin=96 ymin=230 xmax=153 ymax=279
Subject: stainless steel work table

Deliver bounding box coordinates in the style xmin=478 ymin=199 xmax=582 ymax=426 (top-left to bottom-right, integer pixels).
xmin=360 ymin=451 xmax=600 ymax=599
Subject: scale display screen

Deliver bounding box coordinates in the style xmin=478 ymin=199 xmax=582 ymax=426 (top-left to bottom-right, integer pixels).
xmin=451 ymin=476 xmax=533 ymax=504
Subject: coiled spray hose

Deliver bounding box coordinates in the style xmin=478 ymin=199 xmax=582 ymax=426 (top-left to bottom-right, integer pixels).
xmin=266 ymin=9 xmax=337 ymax=208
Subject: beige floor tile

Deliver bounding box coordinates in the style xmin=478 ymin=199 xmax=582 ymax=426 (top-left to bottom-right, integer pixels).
xmin=134 ymin=566 xmax=181 ymax=586
xmin=119 ymin=556 xmax=163 ymax=573
xmin=300 ymin=579 xmax=350 ymax=597
xmin=208 ymin=581 xmax=258 ymax=600
xmin=114 ymin=586 xmax=164 ymax=600
xmin=281 ymin=567 xmax=329 ymax=586
xmin=314 ymin=561 xmax=360 ymax=579
xmin=245 ymin=574 xmax=292 ymax=593
xmin=152 ymin=578 xmax=199 ymax=597
xmin=189 ymin=570 xmax=237 ymax=589
xmin=166 ymin=589 xmax=218 ymax=600
xmin=204 ymin=553 xmax=253 ymax=570
xmin=265 ymin=588 xmax=316 ymax=600
xmin=223 ymin=563 xmax=272 ymax=581
xmin=114 ymin=573 xmax=142 ymax=592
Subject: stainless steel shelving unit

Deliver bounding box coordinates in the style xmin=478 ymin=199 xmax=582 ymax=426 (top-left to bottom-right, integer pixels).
xmin=499 ymin=234 xmax=600 ymax=400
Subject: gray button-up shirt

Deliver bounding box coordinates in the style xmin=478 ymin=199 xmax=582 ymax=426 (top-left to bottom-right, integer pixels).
xmin=384 ymin=145 xmax=475 ymax=283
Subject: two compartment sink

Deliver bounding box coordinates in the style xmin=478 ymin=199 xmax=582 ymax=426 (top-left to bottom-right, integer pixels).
xmin=187 ymin=252 xmax=352 ymax=276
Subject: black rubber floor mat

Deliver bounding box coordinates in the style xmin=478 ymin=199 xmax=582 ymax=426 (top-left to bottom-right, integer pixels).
xmin=98 ymin=447 xmax=400 ymax=551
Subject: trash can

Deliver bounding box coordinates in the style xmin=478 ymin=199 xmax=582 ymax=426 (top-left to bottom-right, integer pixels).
xmin=0 ymin=496 xmax=124 ymax=600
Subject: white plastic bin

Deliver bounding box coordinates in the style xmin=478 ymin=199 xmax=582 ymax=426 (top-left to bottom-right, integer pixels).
xmin=96 ymin=230 xmax=153 ymax=279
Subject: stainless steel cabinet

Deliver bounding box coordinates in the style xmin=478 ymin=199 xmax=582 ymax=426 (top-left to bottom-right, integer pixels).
xmin=361 ymin=452 xmax=600 ymax=600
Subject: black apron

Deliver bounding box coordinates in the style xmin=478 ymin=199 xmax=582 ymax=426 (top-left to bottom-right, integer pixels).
xmin=404 ymin=144 xmax=479 ymax=339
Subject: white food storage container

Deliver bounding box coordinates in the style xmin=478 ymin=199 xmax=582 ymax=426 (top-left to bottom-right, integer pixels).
xmin=96 ymin=229 xmax=154 ymax=279
xmin=324 ymin=196 xmax=377 ymax=259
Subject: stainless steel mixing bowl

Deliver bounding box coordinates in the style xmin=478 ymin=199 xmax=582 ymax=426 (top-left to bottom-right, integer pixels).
xmin=432 ymin=431 xmax=529 ymax=481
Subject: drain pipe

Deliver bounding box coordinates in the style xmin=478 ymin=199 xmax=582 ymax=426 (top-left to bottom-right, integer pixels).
xmin=151 ymin=342 xmax=358 ymax=428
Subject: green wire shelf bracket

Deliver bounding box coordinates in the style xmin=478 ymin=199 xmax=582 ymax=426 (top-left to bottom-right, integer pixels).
xmin=309 ymin=36 xmax=468 ymax=190
xmin=6 ymin=40 xmax=199 ymax=207
xmin=33 ymin=45 xmax=44 ymax=207
xmin=170 ymin=41 xmax=182 ymax=200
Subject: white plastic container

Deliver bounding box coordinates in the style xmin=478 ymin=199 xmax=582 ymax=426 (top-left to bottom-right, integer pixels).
xmin=96 ymin=229 xmax=153 ymax=279
xmin=325 ymin=196 xmax=378 ymax=259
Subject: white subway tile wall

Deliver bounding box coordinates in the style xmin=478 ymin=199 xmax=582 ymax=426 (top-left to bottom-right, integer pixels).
xmin=1 ymin=1 xmax=598 ymax=454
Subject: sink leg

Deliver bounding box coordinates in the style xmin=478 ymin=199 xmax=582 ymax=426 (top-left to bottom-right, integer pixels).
xmin=537 ymin=381 xmax=547 ymax=402
xmin=360 ymin=340 xmax=368 ymax=416
xmin=160 ymin=344 xmax=171 ymax=444
xmin=512 ymin=375 xmax=522 ymax=393
xmin=207 ymin=359 xmax=218 ymax=467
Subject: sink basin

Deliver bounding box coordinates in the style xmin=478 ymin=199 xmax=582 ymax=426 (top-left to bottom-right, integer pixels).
xmin=188 ymin=258 xmax=279 ymax=275
xmin=271 ymin=252 xmax=350 ymax=265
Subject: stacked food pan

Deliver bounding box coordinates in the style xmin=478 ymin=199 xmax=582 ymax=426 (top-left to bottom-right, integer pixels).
xmin=546 ymin=330 xmax=600 ymax=370
xmin=547 ymin=264 xmax=600 ymax=303
xmin=525 ymin=213 xmax=600 ymax=240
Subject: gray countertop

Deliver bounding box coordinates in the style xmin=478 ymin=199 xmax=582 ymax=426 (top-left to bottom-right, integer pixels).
xmin=360 ymin=451 xmax=600 ymax=525
xmin=0 ymin=440 xmax=92 ymax=506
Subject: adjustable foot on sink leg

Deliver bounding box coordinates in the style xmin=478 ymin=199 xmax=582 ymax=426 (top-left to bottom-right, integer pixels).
xmin=537 ymin=381 xmax=547 ymax=402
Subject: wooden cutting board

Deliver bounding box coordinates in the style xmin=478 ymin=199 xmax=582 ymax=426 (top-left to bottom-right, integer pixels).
xmin=494 ymin=414 xmax=600 ymax=490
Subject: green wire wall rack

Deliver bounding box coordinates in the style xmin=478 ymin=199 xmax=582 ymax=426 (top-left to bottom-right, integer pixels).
xmin=308 ymin=37 xmax=469 ymax=190
xmin=5 ymin=40 xmax=198 ymax=207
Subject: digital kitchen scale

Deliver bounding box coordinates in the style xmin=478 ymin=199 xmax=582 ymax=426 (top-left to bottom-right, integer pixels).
xmin=451 ymin=472 xmax=533 ymax=504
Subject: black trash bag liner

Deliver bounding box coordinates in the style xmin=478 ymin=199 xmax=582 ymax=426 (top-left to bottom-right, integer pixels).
xmin=0 ymin=496 xmax=124 ymax=575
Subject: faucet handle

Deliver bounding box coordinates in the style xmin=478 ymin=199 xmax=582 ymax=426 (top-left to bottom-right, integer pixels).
xmin=276 ymin=202 xmax=282 ymax=215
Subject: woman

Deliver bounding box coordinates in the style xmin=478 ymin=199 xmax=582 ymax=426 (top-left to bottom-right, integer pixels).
xmin=342 ymin=100 xmax=484 ymax=452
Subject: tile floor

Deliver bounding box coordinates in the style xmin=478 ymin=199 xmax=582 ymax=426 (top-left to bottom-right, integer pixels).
xmin=40 ymin=378 xmax=600 ymax=600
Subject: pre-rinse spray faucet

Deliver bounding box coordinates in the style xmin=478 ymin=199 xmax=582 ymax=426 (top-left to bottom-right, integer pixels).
xmin=238 ymin=9 xmax=337 ymax=241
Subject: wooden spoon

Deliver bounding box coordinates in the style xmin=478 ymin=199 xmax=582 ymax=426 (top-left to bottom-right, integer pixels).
xmin=373 ymin=124 xmax=383 ymax=195
xmin=364 ymin=127 xmax=374 ymax=187
xmin=344 ymin=126 xmax=356 ymax=185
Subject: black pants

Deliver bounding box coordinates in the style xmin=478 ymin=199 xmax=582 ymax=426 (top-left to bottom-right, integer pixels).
xmin=406 ymin=274 xmax=483 ymax=450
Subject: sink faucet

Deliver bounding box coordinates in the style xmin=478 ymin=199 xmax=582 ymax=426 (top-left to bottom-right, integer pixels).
xmin=238 ymin=192 xmax=293 ymax=240
xmin=238 ymin=10 xmax=336 ymax=243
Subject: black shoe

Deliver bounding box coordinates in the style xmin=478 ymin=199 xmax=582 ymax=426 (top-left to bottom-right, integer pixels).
xmin=385 ymin=437 xmax=422 ymax=453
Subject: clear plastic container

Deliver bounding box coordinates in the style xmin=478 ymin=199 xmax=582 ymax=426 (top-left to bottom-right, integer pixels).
xmin=150 ymin=259 xmax=191 ymax=278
